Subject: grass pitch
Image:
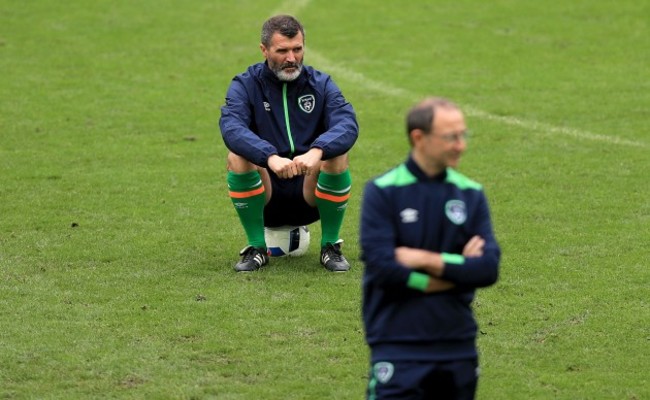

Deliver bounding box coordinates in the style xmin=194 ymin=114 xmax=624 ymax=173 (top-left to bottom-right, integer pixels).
xmin=1 ymin=0 xmax=648 ymax=398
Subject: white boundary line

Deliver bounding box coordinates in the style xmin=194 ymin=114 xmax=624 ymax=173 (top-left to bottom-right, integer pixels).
xmin=309 ymin=52 xmax=411 ymax=98
xmin=462 ymin=107 xmax=647 ymax=148
xmin=311 ymin=52 xmax=647 ymax=148
xmin=272 ymin=2 xmax=647 ymax=148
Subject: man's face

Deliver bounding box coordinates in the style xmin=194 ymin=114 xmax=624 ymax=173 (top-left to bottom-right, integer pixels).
xmin=417 ymin=107 xmax=468 ymax=170
xmin=261 ymin=31 xmax=304 ymax=81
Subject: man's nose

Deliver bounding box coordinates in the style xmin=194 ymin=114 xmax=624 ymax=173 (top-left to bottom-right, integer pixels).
xmin=455 ymin=138 xmax=467 ymax=151
xmin=286 ymin=51 xmax=296 ymax=63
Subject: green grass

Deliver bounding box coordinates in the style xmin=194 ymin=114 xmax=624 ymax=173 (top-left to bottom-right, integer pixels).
xmin=1 ymin=0 xmax=648 ymax=398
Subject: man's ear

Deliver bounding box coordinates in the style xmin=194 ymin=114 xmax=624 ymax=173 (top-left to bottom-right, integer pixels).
xmin=410 ymin=129 xmax=424 ymax=145
xmin=260 ymin=43 xmax=267 ymax=58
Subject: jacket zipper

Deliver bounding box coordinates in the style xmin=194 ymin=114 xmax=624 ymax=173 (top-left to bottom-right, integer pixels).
xmin=282 ymin=83 xmax=296 ymax=157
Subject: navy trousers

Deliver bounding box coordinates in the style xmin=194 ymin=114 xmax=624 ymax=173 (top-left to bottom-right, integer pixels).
xmin=367 ymin=359 xmax=479 ymax=400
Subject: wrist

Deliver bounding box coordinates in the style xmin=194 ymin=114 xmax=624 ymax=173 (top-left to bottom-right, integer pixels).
xmin=308 ymin=147 xmax=323 ymax=157
xmin=427 ymin=253 xmax=445 ymax=277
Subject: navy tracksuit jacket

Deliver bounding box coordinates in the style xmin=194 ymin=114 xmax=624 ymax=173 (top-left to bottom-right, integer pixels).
xmin=360 ymin=157 xmax=500 ymax=363
xmin=219 ymin=62 xmax=358 ymax=168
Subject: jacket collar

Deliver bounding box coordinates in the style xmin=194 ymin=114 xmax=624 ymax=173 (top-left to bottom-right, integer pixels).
xmin=406 ymin=154 xmax=448 ymax=182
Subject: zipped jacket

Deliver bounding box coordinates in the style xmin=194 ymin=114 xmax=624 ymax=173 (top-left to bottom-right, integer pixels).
xmin=360 ymin=156 xmax=500 ymax=362
xmin=220 ymin=62 xmax=358 ymax=168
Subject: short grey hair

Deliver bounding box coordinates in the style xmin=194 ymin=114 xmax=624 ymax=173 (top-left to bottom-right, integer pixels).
xmin=261 ymin=15 xmax=305 ymax=47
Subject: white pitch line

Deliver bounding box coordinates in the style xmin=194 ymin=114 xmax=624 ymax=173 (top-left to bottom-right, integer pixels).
xmin=311 ymin=51 xmax=647 ymax=148
xmin=309 ymin=52 xmax=411 ymax=99
xmin=271 ymin=1 xmax=647 ymax=148
xmin=462 ymin=107 xmax=647 ymax=148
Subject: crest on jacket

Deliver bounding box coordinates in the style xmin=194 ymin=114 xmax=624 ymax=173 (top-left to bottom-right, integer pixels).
xmin=298 ymin=94 xmax=315 ymax=113
xmin=445 ymin=200 xmax=467 ymax=225
xmin=373 ymin=362 xmax=394 ymax=384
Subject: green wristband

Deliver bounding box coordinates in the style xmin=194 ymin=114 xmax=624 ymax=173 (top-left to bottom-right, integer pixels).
xmin=441 ymin=253 xmax=465 ymax=265
xmin=407 ymin=272 xmax=430 ymax=292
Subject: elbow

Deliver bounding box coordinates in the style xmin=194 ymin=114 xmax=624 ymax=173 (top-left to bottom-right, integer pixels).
xmin=477 ymin=256 xmax=500 ymax=287
xmin=451 ymin=256 xmax=499 ymax=288
xmin=480 ymin=249 xmax=500 ymax=287
xmin=483 ymin=267 xmax=499 ymax=287
xmin=481 ymin=253 xmax=501 ymax=287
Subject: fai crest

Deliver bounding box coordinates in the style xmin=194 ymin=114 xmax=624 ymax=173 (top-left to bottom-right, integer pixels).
xmin=298 ymin=94 xmax=315 ymax=113
xmin=373 ymin=362 xmax=394 ymax=384
xmin=445 ymin=200 xmax=467 ymax=225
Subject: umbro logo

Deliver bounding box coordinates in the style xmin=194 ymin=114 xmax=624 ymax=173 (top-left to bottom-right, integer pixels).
xmin=400 ymin=208 xmax=418 ymax=223
xmin=263 ymin=102 xmax=271 ymax=112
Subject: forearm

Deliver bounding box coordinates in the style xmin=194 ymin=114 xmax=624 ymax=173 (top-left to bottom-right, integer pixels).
xmin=395 ymin=247 xmax=445 ymax=277
xmin=416 ymin=249 xmax=499 ymax=288
xmin=406 ymin=271 xmax=454 ymax=294
xmin=441 ymin=251 xmax=500 ymax=288
xmin=425 ymin=276 xmax=455 ymax=293
xmin=397 ymin=247 xmax=454 ymax=294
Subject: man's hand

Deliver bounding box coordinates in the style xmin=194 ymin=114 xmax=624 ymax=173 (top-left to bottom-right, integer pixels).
xmin=292 ymin=148 xmax=323 ymax=176
xmin=463 ymin=235 xmax=485 ymax=258
xmin=268 ymin=155 xmax=300 ymax=179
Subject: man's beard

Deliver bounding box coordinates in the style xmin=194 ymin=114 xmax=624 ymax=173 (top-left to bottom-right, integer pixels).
xmin=272 ymin=61 xmax=303 ymax=82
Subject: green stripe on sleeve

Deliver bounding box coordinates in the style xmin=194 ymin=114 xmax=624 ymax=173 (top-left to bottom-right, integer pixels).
xmin=442 ymin=253 xmax=465 ymax=265
xmin=407 ymin=272 xmax=430 ymax=292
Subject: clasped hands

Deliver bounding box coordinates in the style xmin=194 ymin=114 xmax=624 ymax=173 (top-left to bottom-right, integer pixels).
xmin=268 ymin=149 xmax=322 ymax=179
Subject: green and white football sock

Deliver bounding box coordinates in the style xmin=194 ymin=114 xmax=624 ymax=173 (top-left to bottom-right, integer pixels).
xmin=227 ymin=170 xmax=266 ymax=248
xmin=315 ymin=169 xmax=352 ymax=247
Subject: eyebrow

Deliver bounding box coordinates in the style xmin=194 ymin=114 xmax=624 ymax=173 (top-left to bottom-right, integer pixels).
xmin=275 ymin=44 xmax=303 ymax=51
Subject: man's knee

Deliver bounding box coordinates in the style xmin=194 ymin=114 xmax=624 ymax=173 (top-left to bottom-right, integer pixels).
xmin=321 ymin=153 xmax=349 ymax=174
xmin=227 ymin=152 xmax=257 ymax=173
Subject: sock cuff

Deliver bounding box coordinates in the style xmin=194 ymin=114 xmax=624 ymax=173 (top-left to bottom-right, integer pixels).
xmin=317 ymin=169 xmax=352 ymax=191
xmin=227 ymin=170 xmax=263 ymax=191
